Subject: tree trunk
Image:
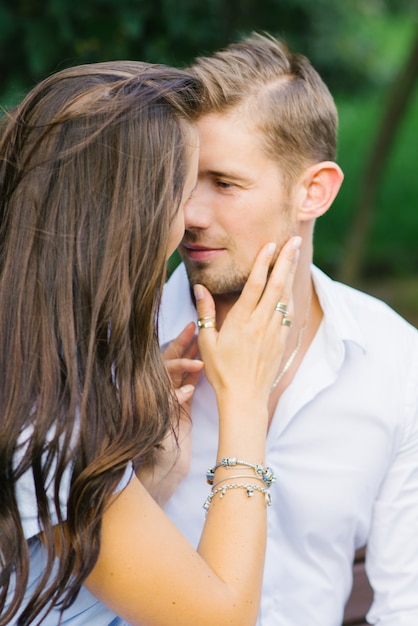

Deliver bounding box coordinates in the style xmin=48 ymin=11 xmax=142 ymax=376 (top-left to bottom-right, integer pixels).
xmin=338 ymin=25 xmax=418 ymax=284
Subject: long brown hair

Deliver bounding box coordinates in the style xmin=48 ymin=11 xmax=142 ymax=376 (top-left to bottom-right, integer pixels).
xmin=0 ymin=61 xmax=201 ymax=624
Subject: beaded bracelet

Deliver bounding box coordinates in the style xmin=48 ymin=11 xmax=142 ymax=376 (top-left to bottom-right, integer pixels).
xmin=206 ymin=457 xmax=276 ymax=487
xmin=203 ymin=483 xmax=272 ymax=512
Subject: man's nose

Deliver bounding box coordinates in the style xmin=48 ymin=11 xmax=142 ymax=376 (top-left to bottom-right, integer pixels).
xmin=184 ymin=183 xmax=212 ymax=230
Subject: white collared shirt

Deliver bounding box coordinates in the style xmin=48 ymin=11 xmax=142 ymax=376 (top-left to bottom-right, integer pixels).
xmin=160 ymin=263 xmax=418 ymax=626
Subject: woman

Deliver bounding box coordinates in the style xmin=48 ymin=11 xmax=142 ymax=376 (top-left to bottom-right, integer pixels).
xmin=0 ymin=60 xmax=300 ymax=625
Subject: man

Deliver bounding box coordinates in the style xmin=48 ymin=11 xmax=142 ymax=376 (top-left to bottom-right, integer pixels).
xmin=159 ymin=33 xmax=418 ymax=625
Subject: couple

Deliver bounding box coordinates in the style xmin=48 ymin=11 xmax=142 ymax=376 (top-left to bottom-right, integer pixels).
xmin=1 ymin=33 xmax=417 ymax=626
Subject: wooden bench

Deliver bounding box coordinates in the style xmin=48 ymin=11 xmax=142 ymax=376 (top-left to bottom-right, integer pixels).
xmin=343 ymin=547 xmax=373 ymax=625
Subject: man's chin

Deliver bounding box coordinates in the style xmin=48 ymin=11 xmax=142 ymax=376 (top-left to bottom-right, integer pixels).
xmin=180 ymin=259 xmax=208 ymax=285
xmin=182 ymin=262 xmax=247 ymax=296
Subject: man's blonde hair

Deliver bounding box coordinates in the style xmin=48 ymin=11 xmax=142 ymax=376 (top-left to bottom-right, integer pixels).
xmin=192 ymin=32 xmax=338 ymax=185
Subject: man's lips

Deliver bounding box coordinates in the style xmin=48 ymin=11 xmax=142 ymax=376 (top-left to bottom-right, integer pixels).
xmin=181 ymin=242 xmax=225 ymax=262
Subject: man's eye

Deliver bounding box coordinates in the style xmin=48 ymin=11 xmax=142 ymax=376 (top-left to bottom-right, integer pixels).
xmin=215 ymin=180 xmax=233 ymax=189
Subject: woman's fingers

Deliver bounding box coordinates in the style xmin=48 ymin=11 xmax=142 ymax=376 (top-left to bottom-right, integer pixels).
xmin=228 ymin=237 xmax=300 ymax=321
xmin=174 ymin=383 xmax=196 ymax=406
xmin=165 ymin=358 xmax=204 ymax=390
xmin=231 ymin=242 xmax=277 ymax=314
xmin=238 ymin=237 xmax=300 ymax=318
xmin=163 ymin=322 xmax=203 ymax=389
xmin=163 ymin=322 xmax=198 ymax=361
xmin=259 ymin=236 xmax=301 ymax=323
xmin=165 ymin=358 xmax=203 ymax=377
xmin=193 ymin=283 xmax=218 ymax=346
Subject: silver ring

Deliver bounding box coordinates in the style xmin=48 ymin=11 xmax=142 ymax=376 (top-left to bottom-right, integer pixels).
xmin=275 ymin=302 xmax=288 ymax=316
xmin=281 ymin=317 xmax=292 ymax=327
xmin=197 ymin=318 xmax=217 ymax=329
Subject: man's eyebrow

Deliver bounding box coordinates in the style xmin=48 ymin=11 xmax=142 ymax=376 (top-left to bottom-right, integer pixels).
xmin=204 ymin=169 xmax=249 ymax=182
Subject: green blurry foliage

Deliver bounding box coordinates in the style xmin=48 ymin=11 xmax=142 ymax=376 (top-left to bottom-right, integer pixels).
xmin=0 ymin=0 xmax=417 ymax=281
xmin=1 ymin=0 xmax=414 ymax=102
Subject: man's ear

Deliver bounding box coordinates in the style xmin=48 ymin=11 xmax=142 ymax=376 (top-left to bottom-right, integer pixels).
xmin=296 ymin=161 xmax=344 ymax=221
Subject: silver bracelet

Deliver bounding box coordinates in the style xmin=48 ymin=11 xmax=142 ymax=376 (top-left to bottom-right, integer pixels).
xmin=211 ymin=474 xmax=265 ymax=489
xmin=203 ymin=482 xmax=272 ymax=512
xmin=206 ymin=457 xmax=276 ymax=487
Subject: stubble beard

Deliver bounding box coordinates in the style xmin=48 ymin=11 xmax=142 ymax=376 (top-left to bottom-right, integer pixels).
xmin=180 ymin=255 xmax=250 ymax=297
xmin=180 ymin=204 xmax=297 ymax=297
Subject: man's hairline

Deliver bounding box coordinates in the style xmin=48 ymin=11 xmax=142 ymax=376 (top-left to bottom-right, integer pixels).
xmin=196 ymin=100 xmax=307 ymax=193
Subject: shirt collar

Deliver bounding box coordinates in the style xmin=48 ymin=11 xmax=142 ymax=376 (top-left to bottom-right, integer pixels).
xmin=311 ymin=265 xmax=366 ymax=353
xmin=159 ymin=262 xmax=367 ymax=354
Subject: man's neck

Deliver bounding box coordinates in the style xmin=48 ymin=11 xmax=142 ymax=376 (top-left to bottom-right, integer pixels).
xmin=212 ymin=293 xmax=241 ymax=328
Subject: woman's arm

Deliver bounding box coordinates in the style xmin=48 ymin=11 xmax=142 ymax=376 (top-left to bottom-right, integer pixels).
xmin=84 ymin=237 xmax=300 ymax=626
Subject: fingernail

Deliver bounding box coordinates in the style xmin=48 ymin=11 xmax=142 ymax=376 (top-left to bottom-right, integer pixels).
xmin=290 ymin=236 xmax=302 ymax=250
xmin=266 ymin=242 xmax=277 ymax=256
xmin=180 ymin=384 xmax=195 ymax=395
xmin=193 ymin=284 xmax=204 ymax=300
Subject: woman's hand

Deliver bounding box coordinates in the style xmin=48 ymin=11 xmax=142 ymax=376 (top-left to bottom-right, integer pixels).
xmin=194 ymin=237 xmax=301 ymax=405
xmin=137 ymin=323 xmax=203 ymax=506
xmin=163 ymin=321 xmax=203 ymax=410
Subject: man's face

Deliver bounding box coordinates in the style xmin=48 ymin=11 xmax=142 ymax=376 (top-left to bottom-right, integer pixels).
xmin=166 ymin=127 xmax=199 ymax=260
xmin=178 ymin=109 xmax=299 ymax=295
